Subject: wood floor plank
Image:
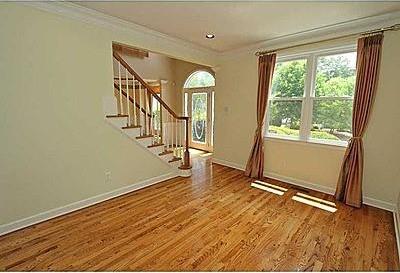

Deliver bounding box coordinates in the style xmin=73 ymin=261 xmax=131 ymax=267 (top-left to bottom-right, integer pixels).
xmin=0 ymin=156 xmax=398 ymax=271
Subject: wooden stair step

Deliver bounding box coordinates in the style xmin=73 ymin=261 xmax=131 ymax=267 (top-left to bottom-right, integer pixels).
xmin=147 ymin=143 xmax=164 ymax=148
xmin=122 ymin=125 xmax=141 ymax=129
xmin=169 ymin=157 xmax=182 ymax=163
xmin=159 ymin=150 xmax=173 ymax=156
xmin=136 ymin=134 xmax=153 ymax=139
xmin=106 ymin=114 xmax=128 ymax=118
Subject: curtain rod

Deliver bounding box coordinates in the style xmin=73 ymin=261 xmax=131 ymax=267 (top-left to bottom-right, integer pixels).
xmin=255 ymin=24 xmax=400 ymax=56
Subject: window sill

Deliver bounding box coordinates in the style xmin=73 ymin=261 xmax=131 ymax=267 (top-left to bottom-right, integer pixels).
xmin=264 ymin=135 xmax=348 ymax=150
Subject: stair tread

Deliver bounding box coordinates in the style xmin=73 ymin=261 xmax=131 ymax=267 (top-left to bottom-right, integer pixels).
xmin=106 ymin=114 xmax=128 ymax=118
xmin=159 ymin=150 xmax=174 ymax=156
xmin=122 ymin=125 xmax=141 ymax=129
xmin=169 ymin=157 xmax=182 ymax=163
xmin=136 ymin=134 xmax=154 ymax=139
xmin=147 ymin=143 xmax=164 ymax=148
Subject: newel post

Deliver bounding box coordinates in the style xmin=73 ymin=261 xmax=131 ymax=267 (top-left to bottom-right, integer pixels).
xmin=179 ymin=117 xmax=191 ymax=170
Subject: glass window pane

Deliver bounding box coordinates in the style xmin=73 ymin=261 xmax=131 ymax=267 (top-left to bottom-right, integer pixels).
xmin=268 ymin=100 xmax=302 ymax=137
xmin=184 ymin=92 xmax=188 ymax=116
xmin=191 ymin=93 xmax=207 ymax=143
xmin=271 ymin=59 xmax=307 ymax=98
xmin=184 ymin=71 xmax=215 ymax=88
xmin=315 ymin=52 xmax=356 ymax=97
xmin=311 ymin=99 xmax=353 ymax=142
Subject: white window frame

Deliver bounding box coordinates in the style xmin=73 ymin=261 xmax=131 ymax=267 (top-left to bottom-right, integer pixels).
xmin=265 ymin=44 xmax=357 ymax=147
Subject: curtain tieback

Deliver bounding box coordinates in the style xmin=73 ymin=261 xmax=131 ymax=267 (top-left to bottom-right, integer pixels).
xmin=348 ymin=136 xmax=362 ymax=143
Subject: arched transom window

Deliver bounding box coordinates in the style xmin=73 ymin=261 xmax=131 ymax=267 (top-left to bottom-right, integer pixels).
xmin=184 ymin=71 xmax=215 ymax=88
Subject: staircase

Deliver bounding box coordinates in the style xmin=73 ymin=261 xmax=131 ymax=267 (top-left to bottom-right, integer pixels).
xmin=104 ymin=52 xmax=191 ymax=177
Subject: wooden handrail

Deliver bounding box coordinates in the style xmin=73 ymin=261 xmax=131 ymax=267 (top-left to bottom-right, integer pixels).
xmin=113 ymin=52 xmax=188 ymax=122
xmin=113 ymin=51 xmax=191 ymax=170
xmin=113 ymin=82 xmax=152 ymax=118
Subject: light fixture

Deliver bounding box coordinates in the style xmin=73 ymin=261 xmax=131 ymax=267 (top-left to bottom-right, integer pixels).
xmin=205 ymin=34 xmax=215 ymax=39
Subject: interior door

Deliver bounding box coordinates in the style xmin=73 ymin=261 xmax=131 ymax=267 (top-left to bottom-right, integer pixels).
xmin=185 ymin=87 xmax=214 ymax=152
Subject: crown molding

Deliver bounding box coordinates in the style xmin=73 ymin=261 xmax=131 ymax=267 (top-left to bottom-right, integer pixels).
xmin=20 ymin=2 xmax=400 ymax=64
xmin=221 ymin=10 xmax=400 ymax=60
xmin=22 ymin=1 xmax=219 ymax=62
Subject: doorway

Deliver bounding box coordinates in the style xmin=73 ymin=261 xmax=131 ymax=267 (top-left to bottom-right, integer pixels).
xmin=183 ymin=71 xmax=215 ymax=152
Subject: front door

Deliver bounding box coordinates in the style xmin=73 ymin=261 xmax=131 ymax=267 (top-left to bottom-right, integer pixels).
xmin=184 ymin=88 xmax=214 ymax=152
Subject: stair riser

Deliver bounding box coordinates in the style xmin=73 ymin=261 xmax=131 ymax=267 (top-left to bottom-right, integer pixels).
xmin=108 ymin=117 xmax=128 ymax=128
xmin=136 ymin=138 xmax=153 ymax=147
xmin=169 ymin=160 xmax=182 ymax=168
xmin=159 ymin=154 xmax=174 ymax=162
xmin=148 ymin=146 xmax=165 ymax=155
xmin=124 ymin=128 xmax=141 ymax=139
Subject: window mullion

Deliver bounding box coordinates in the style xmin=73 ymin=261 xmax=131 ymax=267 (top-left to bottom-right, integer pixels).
xmin=299 ymin=55 xmax=315 ymax=141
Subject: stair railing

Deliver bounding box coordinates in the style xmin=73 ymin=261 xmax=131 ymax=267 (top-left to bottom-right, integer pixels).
xmin=112 ymin=51 xmax=191 ymax=170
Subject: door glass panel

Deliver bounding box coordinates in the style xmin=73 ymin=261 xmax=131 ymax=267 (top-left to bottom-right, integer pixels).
xmin=211 ymin=91 xmax=215 ymax=147
xmin=191 ymin=93 xmax=207 ymax=144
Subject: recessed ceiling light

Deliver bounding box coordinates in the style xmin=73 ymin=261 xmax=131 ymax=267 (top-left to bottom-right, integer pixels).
xmin=205 ymin=34 xmax=215 ymax=39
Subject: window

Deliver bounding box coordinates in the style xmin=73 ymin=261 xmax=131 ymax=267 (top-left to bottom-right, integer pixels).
xmin=266 ymin=46 xmax=357 ymax=146
xmin=184 ymin=71 xmax=215 ymax=88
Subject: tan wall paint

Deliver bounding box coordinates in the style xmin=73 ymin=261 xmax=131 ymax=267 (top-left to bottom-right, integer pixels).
xmin=214 ymin=32 xmax=400 ymax=205
xmin=0 ymin=4 xmax=215 ymax=225
xmin=363 ymin=31 xmax=400 ymax=204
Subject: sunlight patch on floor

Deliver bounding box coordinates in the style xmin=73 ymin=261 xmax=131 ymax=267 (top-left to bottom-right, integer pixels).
xmin=251 ymin=182 xmax=285 ymax=196
xmin=189 ymin=148 xmax=213 ymax=158
xmin=292 ymin=193 xmax=337 ymax=213
xmin=295 ymin=192 xmax=336 ymax=207
xmin=254 ymin=180 xmax=288 ymax=192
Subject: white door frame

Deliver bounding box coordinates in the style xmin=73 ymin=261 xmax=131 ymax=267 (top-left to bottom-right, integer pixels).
xmin=184 ymin=87 xmax=214 ymax=152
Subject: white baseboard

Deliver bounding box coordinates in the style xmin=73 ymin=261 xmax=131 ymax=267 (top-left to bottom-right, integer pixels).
xmin=264 ymin=171 xmax=335 ymax=196
xmin=363 ymin=196 xmax=395 ymax=212
xmin=0 ymin=172 xmax=178 ymax=236
xmin=212 ymin=157 xmax=395 ymax=212
xmin=212 ymin=158 xmax=246 ymax=171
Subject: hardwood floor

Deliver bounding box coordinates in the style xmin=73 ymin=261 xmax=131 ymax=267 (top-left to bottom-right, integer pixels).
xmin=0 ymin=157 xmax=398 ymax=271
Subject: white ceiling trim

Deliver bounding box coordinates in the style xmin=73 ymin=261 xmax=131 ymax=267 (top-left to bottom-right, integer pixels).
xmin=221 ymin=10 xmax=400 ymax=60
xmin=23 ymin=1 xmax=219 ymax=58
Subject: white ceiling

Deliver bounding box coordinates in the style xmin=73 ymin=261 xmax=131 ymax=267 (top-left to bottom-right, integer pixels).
xmin=76 ymin=1 xmax=400 ymax=52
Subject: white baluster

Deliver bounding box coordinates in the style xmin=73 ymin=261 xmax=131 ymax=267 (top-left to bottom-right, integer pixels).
xmin=165 ymin=113 xmax=169 ymax=151
xmin=125 ymin=69 xmax=130 ymax=126
xmin=158 ymin=100 xmax=161 ymax=141
xmin=175 ymin=118 xmax=179 ymax=157
xmin=144 ymin=88 xmax=148 ymax=137
xmin=162 ymin=117 xmax=168 ymax=151
xmin=133 ymin=77 xmax=137 ymax=126
xmin=179 ymin=120 xmax=183 ymax=159
xmin=150 ymin=94 xmax=154 ymax=142
xmin=118 ymin=62 xmax=123 ymax=115
xmin=170 ymin=114 xmax=174 ymax=154
xmin=183 ymin=120 xmax=186 ymax=161
xmin=139 ymin=82 xmax=143 ymax=136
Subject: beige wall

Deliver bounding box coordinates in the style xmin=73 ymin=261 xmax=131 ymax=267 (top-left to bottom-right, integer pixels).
xmin=0 ymin=3 xmax=215 ymax=225
xmin=214 ymin=32 xmax=400 ymax=206
xmin=363 ymin=31 xmax=400 ymax=204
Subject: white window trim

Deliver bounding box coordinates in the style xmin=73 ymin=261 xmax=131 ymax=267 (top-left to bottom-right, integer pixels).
xmin=265 ymin=44 xmax=357 ymax=148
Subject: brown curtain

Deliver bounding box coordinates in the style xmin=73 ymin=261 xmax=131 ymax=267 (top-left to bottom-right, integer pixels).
xmin=335 ymin=34 xmax=384 ymax=207
xmin=245 ymin=54 xmax=277 ymax=178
